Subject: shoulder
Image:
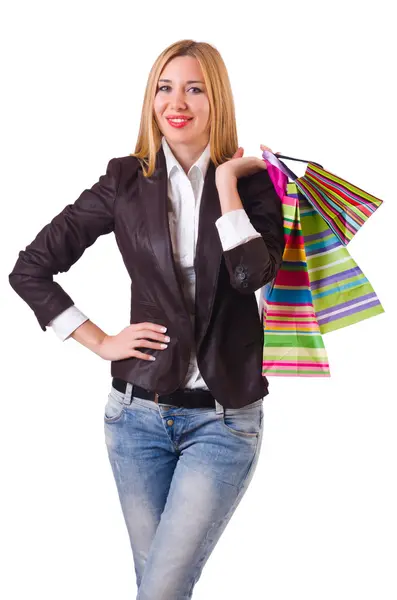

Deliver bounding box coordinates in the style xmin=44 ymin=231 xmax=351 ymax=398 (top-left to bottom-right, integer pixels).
xmin=237 ymin=168 xmax=273 ymax=197
xmin=105 ymin=155 xmax=141 ymax=189
xmin=113 ymin=154 xmax=141 ymax=175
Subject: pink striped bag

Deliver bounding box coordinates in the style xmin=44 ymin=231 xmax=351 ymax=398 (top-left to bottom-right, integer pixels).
xmin=271 ymin=153 xmax=383 ymax=245
xmin=260 ymin=150 xmax=384 ymax=377
xmin=259 ymin=189 xmax=331 ymax=377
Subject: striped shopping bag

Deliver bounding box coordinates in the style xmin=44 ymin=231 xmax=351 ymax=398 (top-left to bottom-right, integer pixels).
xmin=260 ymin=150 xmax=385 ymax=377
xmin=261 ymin=189 xmax=330 ymax=377
xmin=297 ymin=184 xmax=384 ymax=333
xmin=275 ymin=154 xmax=383 ymax=245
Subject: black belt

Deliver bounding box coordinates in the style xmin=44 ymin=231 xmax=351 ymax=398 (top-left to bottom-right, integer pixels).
xmin=112 ymin=377 xmax=216 ymax=408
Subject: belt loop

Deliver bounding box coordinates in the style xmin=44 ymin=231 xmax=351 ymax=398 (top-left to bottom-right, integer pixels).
xmin=215 ymin=398 xmax=224 ymax=415
xmin=154 ymin=392 xmax=159 ymax=405
xmin=125 ymin=382 xmax=133 ymax=405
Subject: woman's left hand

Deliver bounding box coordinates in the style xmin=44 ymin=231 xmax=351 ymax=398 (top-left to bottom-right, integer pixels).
xmin=215 ymin=144 xmax=280 ymax=183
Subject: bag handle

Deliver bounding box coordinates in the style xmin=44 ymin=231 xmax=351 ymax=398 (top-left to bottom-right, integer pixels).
xmin=262 ymin=150 xmax=324 ymax=181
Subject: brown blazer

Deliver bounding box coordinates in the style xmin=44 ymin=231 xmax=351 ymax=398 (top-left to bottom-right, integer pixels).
xmin=9 ymin=145 xmax=285 ymax=408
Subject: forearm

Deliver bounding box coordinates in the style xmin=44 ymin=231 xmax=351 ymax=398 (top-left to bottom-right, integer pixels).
xmin=215 ymin=175 xmax=242 ymax=214
xmin=215 ymin=169 xmax=285 ymax=293
xmin=68 ymin=319 xmax=108 ymax=355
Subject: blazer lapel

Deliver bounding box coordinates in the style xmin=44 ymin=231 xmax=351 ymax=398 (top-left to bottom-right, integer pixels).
xmin=194 ymin=159 xmax=223 ymax=352
xmin=140 ymin=144 xmax=223 ymax=350
xmin=139 ymin=146 xmax=189 ymax=322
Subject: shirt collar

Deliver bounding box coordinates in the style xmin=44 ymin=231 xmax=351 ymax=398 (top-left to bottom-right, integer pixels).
xmin=161 ymin=135 xmax=211 ymax=181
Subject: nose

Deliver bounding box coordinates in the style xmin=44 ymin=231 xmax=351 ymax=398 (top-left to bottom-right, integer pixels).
xmin=169 ymin=88 xmax=188 ymax=109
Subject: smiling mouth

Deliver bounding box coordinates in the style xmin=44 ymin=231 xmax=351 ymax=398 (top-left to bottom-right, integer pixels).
xmin=166 ymin=117 xmax=194 ymax=128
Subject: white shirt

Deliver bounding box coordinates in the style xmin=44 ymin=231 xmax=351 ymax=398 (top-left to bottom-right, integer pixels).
xmin=49 ymin=136 xmax=261 ymax=389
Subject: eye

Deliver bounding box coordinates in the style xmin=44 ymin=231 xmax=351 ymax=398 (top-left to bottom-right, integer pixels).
xmin=157 ymin=85 xmax=202 ymax=93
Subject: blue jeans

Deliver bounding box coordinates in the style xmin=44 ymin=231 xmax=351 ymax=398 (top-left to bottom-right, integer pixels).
xmin=104 ymin=381 xmax=264 ymax=600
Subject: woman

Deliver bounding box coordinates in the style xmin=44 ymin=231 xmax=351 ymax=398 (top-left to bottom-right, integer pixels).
xmin=9 ymin=39 xmax=285 ymax=599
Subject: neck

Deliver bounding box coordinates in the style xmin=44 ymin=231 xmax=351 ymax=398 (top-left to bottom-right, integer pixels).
xmin=164 ymin=136 xmax=209 ymax=175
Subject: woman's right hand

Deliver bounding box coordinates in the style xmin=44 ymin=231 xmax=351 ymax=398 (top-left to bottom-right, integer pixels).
xmin=97 ymin=322 xmax=170 ymax=361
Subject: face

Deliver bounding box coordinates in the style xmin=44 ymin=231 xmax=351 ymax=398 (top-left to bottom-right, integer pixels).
xmin=153 ymin=56 xmax=210 ymax=149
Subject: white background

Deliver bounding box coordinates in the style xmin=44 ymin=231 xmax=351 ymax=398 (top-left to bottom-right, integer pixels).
xmin=1 ymin=1 xmax=396 ymax=598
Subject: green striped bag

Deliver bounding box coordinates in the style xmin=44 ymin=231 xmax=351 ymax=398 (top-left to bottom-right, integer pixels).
xmin=277 ymin=154 xmax=383 ymax=246
xmin=297 ymin=183 xmax=384 ymax=333
xmin=261 ymin=151 xmax=385 ymax=377
xmin=278 ymin=154 xmax=383 ymax=245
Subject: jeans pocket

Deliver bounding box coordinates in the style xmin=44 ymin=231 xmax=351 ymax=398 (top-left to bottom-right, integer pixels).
xmin=104 ymin=386 xmax=126 ymax=423
xmin=220 ymin=400 xmax=263 ymax=439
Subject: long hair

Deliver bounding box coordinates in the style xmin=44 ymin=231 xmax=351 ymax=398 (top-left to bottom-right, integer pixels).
xmin=130 ymin=39 xmax=239 ymax=177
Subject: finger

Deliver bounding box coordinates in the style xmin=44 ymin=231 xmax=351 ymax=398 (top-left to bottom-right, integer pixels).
xmin=130 ymin=350 xmax=156 ymax=361
xmin=133 ymin=322 xmax=167 ymax=333
xmin=149 ymin=322 xmax=168 ymax=332
xmin=261 ymin=144 xmax=282 ymax=155
xmin=261 ymin=146 xmax=282 ymax=156
xmin=133 ymin=339 xmax=168 ymax=350
xmin=138 ymin=329 xmax=168 ymax=341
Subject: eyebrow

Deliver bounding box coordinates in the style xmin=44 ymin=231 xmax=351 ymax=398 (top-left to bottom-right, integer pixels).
xmin=158 ymin=79 xmax=205 ymax=84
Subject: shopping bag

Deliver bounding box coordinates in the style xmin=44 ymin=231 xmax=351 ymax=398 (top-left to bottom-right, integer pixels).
xmin=260 ymin=187 xmax=331 ymax=377
xmin=298 ymin=186 xmax=385 ymax=333
xmin=275 ymin=153 xmax=383 ymax=245
xmin=260 ymin=150 xmax=385 ymax=377
xmin=262 ymin=150 xmax=385 ymax=333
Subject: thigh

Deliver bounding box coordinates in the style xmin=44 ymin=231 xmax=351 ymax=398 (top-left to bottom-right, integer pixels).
xmin=137 ymin=400 xmax=264 ymax=600
xmin=104 ymin=387 xmax=179 ymax=586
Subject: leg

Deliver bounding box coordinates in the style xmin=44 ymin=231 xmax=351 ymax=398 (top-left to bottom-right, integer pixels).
xmin=104 ymin=383 xmax=179 ymax=588
xmin=137 ymin=398 xmax=264 ymax=600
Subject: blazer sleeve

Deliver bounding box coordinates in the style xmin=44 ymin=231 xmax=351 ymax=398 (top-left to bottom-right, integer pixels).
xmin=8 ymin=157 xmax=121 ymax=331
xmin=215 ymin=208 xmax=261 ymax=250
xmin=222 ymin=168 xmax=285 ymax=294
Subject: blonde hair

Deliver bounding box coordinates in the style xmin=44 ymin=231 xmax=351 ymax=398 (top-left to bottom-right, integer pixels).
xmin=130 ymin=39 xmax=239 ymax=177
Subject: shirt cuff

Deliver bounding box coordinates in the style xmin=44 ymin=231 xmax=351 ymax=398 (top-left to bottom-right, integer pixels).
xmin=215 ymin=209 xmax=262 ymax=251
xmin=48 ymin=305 xmax=89 ymax=341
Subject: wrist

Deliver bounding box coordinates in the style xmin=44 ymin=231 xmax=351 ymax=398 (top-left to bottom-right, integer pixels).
xmin=216 ymin=175 xmax=243 ymax=215
xmin=215 ymin=165 xmax=237 ymax=188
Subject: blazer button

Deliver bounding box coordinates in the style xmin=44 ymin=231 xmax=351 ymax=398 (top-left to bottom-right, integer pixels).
xmin=236 ymin=271 xmax=247 ymax=281
xmin=242 ymin=282 xmax=248 ymax=288
xmin=235 ymin=265 xmax=245 ymax=274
